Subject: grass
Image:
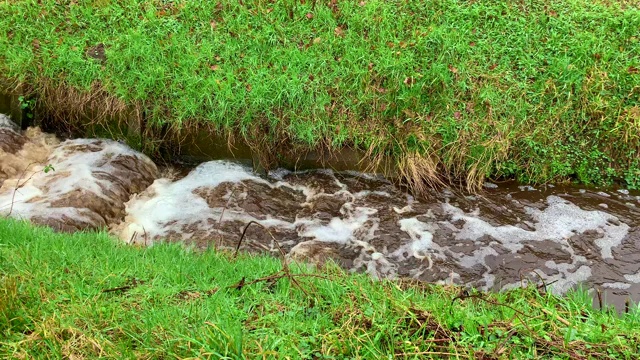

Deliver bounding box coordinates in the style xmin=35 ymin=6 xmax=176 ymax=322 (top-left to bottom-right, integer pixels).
xmin=0 ymin=1 xmax=640 ymax=191
xmin=1 ymin=218 xmax=639 ymax=358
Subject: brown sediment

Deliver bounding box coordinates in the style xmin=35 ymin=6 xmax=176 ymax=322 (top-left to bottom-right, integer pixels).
xmin=0 ymin=127 xmax=26 ymax=154
xmin=0 ymin=123 xmax=59 ymax=187
xmin=288 ymin=240 xmax=363 ymax=269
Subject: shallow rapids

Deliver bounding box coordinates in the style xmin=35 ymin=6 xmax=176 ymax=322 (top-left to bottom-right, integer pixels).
xmin=2 ymin=114 xmax=640 ymax=309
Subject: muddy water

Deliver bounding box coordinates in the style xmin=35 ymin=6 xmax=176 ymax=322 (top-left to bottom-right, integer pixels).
xmin=2 ymin=115 xmax=640 ymax=309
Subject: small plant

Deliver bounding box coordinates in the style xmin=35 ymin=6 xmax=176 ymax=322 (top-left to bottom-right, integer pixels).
xmin=43 ymin=164 xmax=55 ymax=173
xmin=17 ymin=96 xmax=35 ymax=120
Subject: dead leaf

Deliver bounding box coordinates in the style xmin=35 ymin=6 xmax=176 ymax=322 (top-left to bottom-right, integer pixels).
xmin=489 ymin=64 xmax=498 ymax=70
xmin=454 ymin=111 xmax=461 ymax=119
xmin=359 ymin=1 xmax=365 ymax=6
xmin=306 ymin=12 xmax=314 ymax=19
xmin=210 ymin=64 xmax=220 ymax=71
xmin=313 ymin=37 xmax=321 ymax=44
xmin=448 ymin=65 xmax=458 ymax=74
xmin=628 ymin=66 xmax=639 ymax=74
xmin=334 ymin=26 xmax=344 ymax=37
xmin=404 ymin=76 xmax=415 ymax=86
xmin=210 ymin=20 xmax=218 ymax=29
xmin=469 ymin=41 xmax=476 ymax=47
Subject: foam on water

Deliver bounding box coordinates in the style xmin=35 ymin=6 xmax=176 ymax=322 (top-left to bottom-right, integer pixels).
xmin=395 ymin=218 xmax=438 ymax=265
xmin=442 ymin=196 xmax=629 ymax=259
xmin=114 ymin=161 xmax=383 ymax=248
xmin=298 ymin=206 xmax=378 ymax=243
xmin=114 ymin=161 xmax=272 ymax=244
xmin=110 ymin=159 xmax=639 ymax=300
xmin=0 ymin=116 xmax=59 ymax=187
xmin=0 ymin=114 xmax=20 ymax=131
xmin=0 ymin=138 xmax=157 ymax=230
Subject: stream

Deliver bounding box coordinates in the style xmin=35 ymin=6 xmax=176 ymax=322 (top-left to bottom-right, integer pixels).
xmin=2 ymin=114 xmax=640 ymax=310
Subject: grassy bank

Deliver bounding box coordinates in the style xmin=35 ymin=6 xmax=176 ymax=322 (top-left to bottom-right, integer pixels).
xmin=1 ymin=1 xmax=640 ymax=190
xmin=0 ymin=219 xmax=639 ymax=358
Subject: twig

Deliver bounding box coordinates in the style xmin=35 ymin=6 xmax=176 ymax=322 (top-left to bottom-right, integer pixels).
xmin=451 ymin=290 xmax=537 ymax=320
xmin=541 ymin=308 xmax=571 ymax=327
xmin=228 ymin=272 xmax=329 ymax=290
xmin=625 ymin=298 xmax=630 ymax=314
xmin=102 ymin=285 xmax=132 ymax=293
xmin=234 ymin=220 xmax=261 ymax=257
xmin=397 ymin=351 xmax=468 ymax=358
xmin=215 ymin=185 xmax=237 ymax=250
xmin=6 ymin=162 xmax=37 ymax=217
xmin=232 ymin=220 xmax=313 ymax=297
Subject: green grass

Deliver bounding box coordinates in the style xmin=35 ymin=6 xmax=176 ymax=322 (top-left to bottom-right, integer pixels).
xmin=0 ymin=1 xmax=639 ymax=189
xmin=1 ymin=218 xmax=639 ymax=358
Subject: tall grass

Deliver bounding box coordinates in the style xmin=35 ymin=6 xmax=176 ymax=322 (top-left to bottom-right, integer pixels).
xmin=0 ymin=0 xmax=639 ymax=189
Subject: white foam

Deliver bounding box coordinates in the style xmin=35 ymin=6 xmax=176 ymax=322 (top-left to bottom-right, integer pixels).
xmin=117 ymin=161 xmax=273 ymax=243
xmin=298 ymin=206 xmax=378 ymax=243
xmin=0 ymin=138 xmax=156 ymax=227
xmin=443 ymin=196 xmax=629 ymax=259
xmin=603 ymin=282 xmax=631 ymax=290
xmin=116 ymin=161 xmax=384 ymax=246
xmin=397 ymin=218 xmax=435 ymax=259
xmin=483 ymin=182 xmax=498 ymax=189
xmin=0 ymin=114 xmax=19 ymax=131
xmin=624 ymin=271 xmax=640 ymax=283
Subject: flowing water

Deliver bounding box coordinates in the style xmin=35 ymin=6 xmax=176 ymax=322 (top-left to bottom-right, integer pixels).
xmin=2 ymin=114 xmax=639 ymax=310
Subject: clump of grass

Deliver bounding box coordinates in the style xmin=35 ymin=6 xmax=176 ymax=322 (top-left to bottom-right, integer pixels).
xmin=0 ymin=1 xmax=639 ymax=190
xmin=1 ymin=218 xmax=639 ymax=358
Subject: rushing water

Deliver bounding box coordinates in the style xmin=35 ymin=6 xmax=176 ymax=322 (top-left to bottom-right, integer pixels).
xmin=2 ymin=114 xmax=640 ymax=310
